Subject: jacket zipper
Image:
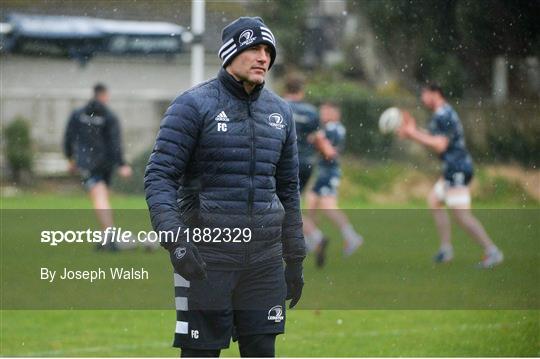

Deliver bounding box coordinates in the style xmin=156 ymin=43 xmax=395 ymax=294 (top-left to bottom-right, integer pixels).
xmin=246 ymin=98 xmax=255 ymax=265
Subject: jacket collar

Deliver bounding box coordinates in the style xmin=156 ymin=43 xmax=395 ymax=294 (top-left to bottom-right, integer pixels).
xmin=85 ymin=99 xmax=107 ymax=116
xmin=218 ymin=68 xmax=264 ymax=101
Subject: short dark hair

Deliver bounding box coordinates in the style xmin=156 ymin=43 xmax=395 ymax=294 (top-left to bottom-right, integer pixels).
xmin=422 ymin=83 xmax=444 ymax=97
xmin=320 ymin=100 xmax=340 ymax=109
xmin=284 ymin=73 xmax=305 ymax=94
xmin=93 ymin=83 xmax=108 ymax=97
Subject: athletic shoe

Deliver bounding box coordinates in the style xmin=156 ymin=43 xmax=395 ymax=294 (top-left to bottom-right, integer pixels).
xmin=478 ymin=248 xmax=504 ymax=268
xmin=95 ymin=231 xmax=118 ymax=252
xmin=315 ymin=237 xmax=329 ymax=268
xmin=433 ymin=248 xmax=453 ymax=263
xmin=140 ymin=233 xmax=160 ymax=252
xmin=95 ymin=242 xmax=118 ymax=252
xmin=344 ymin=234 xmax=363 ymax=257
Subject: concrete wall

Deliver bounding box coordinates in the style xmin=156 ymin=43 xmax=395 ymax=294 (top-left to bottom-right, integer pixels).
xmin=0 ymin=53 xmax=222 ymax=175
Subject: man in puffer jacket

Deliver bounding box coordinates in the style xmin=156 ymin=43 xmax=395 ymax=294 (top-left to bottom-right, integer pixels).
xmin=144 ymin=17 xmax=305 ymax=357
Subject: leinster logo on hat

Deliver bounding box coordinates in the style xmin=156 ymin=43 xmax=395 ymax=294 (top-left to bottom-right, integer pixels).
xmin=239 ymin=29 xmax=256 ymax=46
xmin=219 ymin=17 xmax=277 ymax=68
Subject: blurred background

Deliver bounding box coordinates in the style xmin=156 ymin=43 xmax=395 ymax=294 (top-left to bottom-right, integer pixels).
xmin=1 ymin=2 xmax=539 ymax=357
xmin=1 ymin=0 xmax=538 ymax=205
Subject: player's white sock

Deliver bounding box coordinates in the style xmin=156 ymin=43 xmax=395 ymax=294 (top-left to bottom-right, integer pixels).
xmin=485 ymin=245 xmax=499 ymax=256
xmin=440 ymin=243 xmax=453 ymax=253
xmin=342 ymin=225 xmax=363 ymax=256
xmin=305 ymin=229 xmax=323 ymax=252
xmin=341 ymin=225 xmax=358 ymax=243
xmin=480 ymin=245 xmax=503 ymax=268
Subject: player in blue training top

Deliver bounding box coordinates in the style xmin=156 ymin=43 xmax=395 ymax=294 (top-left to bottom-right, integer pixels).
xmin=305 ymin=101 xmax=363 ymax=266
xmin=398 ymin=84 xmax=503 ymax=268
xmin=283 ymin=74 xmax=336 ymax=267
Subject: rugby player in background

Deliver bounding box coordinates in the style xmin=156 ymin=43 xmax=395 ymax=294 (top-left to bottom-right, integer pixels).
xmin=398 ymin=84 xmax=503 ymax=268
xmin=283 ymin=74 xmax=337 ymax=267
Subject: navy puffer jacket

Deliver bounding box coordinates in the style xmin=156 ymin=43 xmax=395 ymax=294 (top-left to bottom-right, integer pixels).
xmin=64 ymin=100 xmax=125 ymax=172
xmin=144 ymin=69 xmax=305 ymax=269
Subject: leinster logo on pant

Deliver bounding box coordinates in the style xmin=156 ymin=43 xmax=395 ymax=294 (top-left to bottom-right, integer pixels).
xmin=267 ymin=305 xmax=284 ymax=323
xmin=268 ymin=113 xmax=285 ymax=130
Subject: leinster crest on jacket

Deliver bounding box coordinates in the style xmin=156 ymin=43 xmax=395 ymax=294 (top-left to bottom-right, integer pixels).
xmin=268 ymin=113 xmax=285 ymax=130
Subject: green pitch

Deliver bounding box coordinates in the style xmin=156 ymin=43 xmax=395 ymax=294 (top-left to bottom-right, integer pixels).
xmin=2 ymin=310 xmax=538 ymax=356
xmin=1 ymin=193 xmax=538 ymax=356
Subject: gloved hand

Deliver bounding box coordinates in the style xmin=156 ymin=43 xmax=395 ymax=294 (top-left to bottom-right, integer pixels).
xmin=284 ymin=261 xmax=304 ymax=308
xmin=169 ymin=243 xmax=207 ymax=281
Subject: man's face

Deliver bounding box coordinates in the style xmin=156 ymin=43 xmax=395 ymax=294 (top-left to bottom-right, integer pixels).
xmin=227 ymin=44 xmax=271 ymax=85
xmin=96 ymin=91 xmax=110 ymax=104
xmin=421 ymin=89 xmax=436 ymax=110
xmin=320 ymin=104 xmax=340 ymax=123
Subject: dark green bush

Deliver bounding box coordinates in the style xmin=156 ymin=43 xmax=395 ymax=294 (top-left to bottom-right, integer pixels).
xmin=305 ymin=78 xmax=394 ymax=160
xmin=304 ymin=77 xmax=539 ymax=166
xmin=4 ymin=117 xmax=33 ymax=182
xmin=456 ymin=103 xmax=540 ymax=167
xmin=111 ymin=148 xmax=152 ymax=194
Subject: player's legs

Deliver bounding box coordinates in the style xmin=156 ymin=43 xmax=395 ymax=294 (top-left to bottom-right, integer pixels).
xmin=181 ymin=348 xmax=221 ymax=357
xmin=300 ymin=163 xmax=325 ymax=253
xmin=317 ymin=194 xmax=363 ymax=256
xmin=446 ymin=186 xmax=502 ymax=267
xmin=317 ymin=194 xmax=344 ymax=222
xmin=303 ymin=190 xmax=324 ymax=252
xmin=233 ymin=263 xmax=286 ymax=356
xmin=89 ymin=180 xmax=129 ymax=250
xmin=448 ymin=190 xmax=492 ymax=248
xmin=304 ymin=190 xmax=329 ymax=266
xmin=89 ymin=180 xmax=140 ymax=250
xmin=88 ymin=181 xmax=114 ymax=230
xmin=313 ymin=168 xmax=363 ymax=256
xmin=86 ymin=172 xmax=143 ymax=250
xmin=428 ymin=179 xmax=453 ymax=262
xmin=238 ymin=334 xmax=276 ymax=357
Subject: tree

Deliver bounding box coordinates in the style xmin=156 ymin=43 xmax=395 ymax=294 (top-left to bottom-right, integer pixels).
xmin=250 ymin=0 xmax=308 ymax=68
xmin=359 ymin=0 xmax=539 ymax=97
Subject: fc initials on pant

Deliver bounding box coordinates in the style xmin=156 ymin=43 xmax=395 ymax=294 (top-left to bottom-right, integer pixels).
xmin=217 ymin=123 xmax=227 ymax=132
xmin=191 ymin=330 xmax=199 ymax=339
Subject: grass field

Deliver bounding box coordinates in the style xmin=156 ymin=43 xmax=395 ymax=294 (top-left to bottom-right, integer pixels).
xmin=2 ymin=310 xmax=538 ymax=356
xmin=1 ymin=189 xmax=539 ymax=357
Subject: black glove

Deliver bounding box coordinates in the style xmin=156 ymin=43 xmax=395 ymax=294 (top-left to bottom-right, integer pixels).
xmin=284 ymin=261 xmax=304 ymax=309
xmin=169 ymin=243 xmax=207 ymax=281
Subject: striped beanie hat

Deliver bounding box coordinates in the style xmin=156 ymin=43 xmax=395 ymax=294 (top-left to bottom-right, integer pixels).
xmin=218 ymin=17 xmax=277 ymax=69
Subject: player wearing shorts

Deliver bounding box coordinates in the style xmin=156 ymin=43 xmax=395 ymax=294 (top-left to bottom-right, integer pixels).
xmin=145 ymin=17 xmax=305 ymax=357
xmin=305 ymin=101 xmax=363 ymax=266
xmin=63 ymin=83 xmax=136 ymax=250
xmin=398 ymin=84 xmax=503 ymax=268
xmin=283 ymin=73 xmax=335 ymax=192
xmin=283 ymin=74 xmax=336 ymax=266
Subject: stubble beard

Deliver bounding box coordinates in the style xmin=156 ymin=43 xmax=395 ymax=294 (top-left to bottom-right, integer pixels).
xmin=244 ymin=72 xmax=265 ymax=86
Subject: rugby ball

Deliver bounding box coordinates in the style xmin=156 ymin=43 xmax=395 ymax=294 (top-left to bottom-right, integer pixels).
xmin=378 ymin=107 xmax=403 ymax=134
